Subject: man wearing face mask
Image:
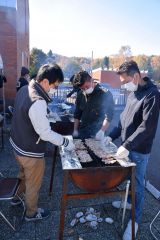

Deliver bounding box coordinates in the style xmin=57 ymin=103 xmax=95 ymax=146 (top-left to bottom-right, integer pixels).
xmin=105 ymin=61 xmax=160 ymax=240
xmin=16 ymin=66 xmax=30 ymax=92
xmin=73 ymin=71 xmax=114 ymax=139
xmin=10 ymin=64 xmax=75 ymax=222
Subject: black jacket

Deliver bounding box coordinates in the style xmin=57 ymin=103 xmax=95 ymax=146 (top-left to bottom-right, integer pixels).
xmin=0 ymin=75 xmax=7 ymax=88
xmin=74 ymin=84 xmax=114 ymax=136
xmin=16 ymin=77 xmax=28 ymax=92
xmin=109 ymin=78 xmax=160 ymax=154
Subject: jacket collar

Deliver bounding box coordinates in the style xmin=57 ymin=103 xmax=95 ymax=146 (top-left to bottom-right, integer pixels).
xmin=30 ymin=79 xmax=52 ymax=103
xmin=137 ymin=77 xmax=155 ymax=92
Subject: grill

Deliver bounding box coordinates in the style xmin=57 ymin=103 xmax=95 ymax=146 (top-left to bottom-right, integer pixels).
xmin=49 ymin=110 xmax=136 ymax=240
xmin=61 ymin=138 xmax=132 ymax=192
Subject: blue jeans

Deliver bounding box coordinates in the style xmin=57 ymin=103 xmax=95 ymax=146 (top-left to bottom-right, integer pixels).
xmin=128 ymin=151 xmax=150 ymax=223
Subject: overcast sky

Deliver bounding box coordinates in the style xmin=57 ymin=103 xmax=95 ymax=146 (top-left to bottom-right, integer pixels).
xmin=29 ymin=0 xmax=160 ymax=58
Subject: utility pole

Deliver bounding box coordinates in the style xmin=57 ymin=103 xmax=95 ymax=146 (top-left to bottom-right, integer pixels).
xmin=90 ymin=50 xmax=93 ymax=76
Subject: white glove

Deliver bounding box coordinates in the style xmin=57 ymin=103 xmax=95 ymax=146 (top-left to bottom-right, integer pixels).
xmin=95 ymin=130 xmax=105 ymax=141
xmin=116 ymin=146 xmax=129 ymax=159
xmin=73 ymin=130 xmax=79 ymax=138
xmin=104 ymin=136 xmax=112 ymax=145
xmin=63 ymin=138 xmax=75 ymax=151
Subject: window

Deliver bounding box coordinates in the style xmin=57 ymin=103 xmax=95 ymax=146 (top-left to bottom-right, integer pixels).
xmin=0 ymin=0 xmax=17 ymax=9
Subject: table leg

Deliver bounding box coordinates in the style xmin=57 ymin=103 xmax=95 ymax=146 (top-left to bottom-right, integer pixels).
xmin=59 ymin=171 xmax=69 ymax=240
xmin=49 ymin=146 xmax=58 ymax=196
xmin=131 ymin=167 xmax=135 ymax=240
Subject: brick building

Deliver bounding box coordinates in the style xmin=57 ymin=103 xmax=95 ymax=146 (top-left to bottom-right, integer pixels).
xmin=92 ymin=68 xmax=121 ymax=88
xmin=0 ymin=0 xmax=29 ymax=105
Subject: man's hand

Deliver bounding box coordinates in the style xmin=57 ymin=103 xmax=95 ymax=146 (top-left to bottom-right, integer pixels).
xmin=63 ymin=138 xmax=75 ymax=151
xmin=95 ymin=129 xmax=105 ymax=141
xmin=104 ymin=136 xmax=112 ymax=145
xmin=73 ymin=130 xmax=79 ymax=138
xmin=116 ymin=146 xmax=129 ymax=159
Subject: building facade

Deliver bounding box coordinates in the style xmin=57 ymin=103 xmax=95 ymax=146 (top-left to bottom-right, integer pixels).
xmin=0 ymin=0 xmax=29 ymax=104
xmin=92 ymin=68 xmax=121 ymax=88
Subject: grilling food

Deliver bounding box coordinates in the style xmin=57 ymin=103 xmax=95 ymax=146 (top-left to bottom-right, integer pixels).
xmin=85 ymin=138 xmax=117 ymax=164
xmin=73 ymin=139 xmax=86 ymax=150
xmin=85 ymin=139 xmax=108 ymax=158
xmin=76 ymin=150 xmax=93 ymax=163
xmin=73 ymin=138 xmax=117 ymax=165
xmin=102 ymin=155 xmax=117 ymax=164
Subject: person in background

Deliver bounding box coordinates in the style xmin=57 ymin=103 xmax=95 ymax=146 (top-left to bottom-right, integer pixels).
xmin=73 ymin=71 xmax=114 ymax=139
xmin=66 ymin=74 xmax=80 ymax=98
xmin=10 ymin=63 xmax=74 ymax=221
xmin=16 ymin=66 xmax=30 ymax=92
xmin=0 ymin=72 xmax=7 ymax=88
xmin=0 ymin=72 xmax=7 ymax=119
xmin=105 ymin=61 xmax=160 ymax=240
xmin=0 ymin=72 xmax=7 ymax=105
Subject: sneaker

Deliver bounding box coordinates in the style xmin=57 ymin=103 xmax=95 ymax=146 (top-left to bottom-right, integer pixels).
xmin=112 ymin=200 xmax=132 ymax=210
xmin=25 ymin=208 xmax=50 ymax=222
xmin=11 ymin=198 xmax=22 ymax=206
xmin=123 ymin=220 xmax=138 ymax=240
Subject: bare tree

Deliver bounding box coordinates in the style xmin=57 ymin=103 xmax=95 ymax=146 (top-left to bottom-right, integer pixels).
xmin=119 ymin=45 xmax=132 ymax=61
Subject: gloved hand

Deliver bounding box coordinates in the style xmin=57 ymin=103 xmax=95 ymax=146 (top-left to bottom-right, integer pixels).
xmin=104 ymin=136 xmax=112 ymax=145
xmin=95 ymin=129 xmax=105 ymax=141
xmin=63 ymin=138 xmax=75 ymax=151
xmin=73 ymin=130 xmax=79 ymax=138
xmin=116 ymin=146 xmax=129 ymax=159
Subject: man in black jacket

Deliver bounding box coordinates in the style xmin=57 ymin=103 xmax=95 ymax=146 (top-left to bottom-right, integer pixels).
xmin=106 ymin=61 xmax=160 ymax=240
xmin=73 ymin=71 xmax=114 ymax=139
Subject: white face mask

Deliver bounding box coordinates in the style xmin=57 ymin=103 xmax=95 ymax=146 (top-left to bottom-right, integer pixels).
xmin=125 ymin=81 xmax=138 ymax=92
xmin=84 ymin=87 xmax=94 ymax=95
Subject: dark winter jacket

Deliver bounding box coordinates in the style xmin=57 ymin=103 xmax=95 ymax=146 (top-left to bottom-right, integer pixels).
xmin=74 ymin=84 xmax=114 ymax=136
xmin=16 ymin=77 xmax=28 ymax=92
xmin=109 ymin=77 xmax=160 ymax=154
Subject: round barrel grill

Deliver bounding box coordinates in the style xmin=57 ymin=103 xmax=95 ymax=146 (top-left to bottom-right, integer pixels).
xmin=70 ymin=166 xmax=130 ymax=192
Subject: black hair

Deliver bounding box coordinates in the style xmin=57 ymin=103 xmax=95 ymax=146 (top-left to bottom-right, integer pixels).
xmin=73 ymin=71 xmax=92 ymax=87
xmin=117 ymin=60 xmax=140 ymax=76
xmin=21 ymin=67 xmax=29 ymax=77
xmin=36 ymin=64 xmax=64 ymax=84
